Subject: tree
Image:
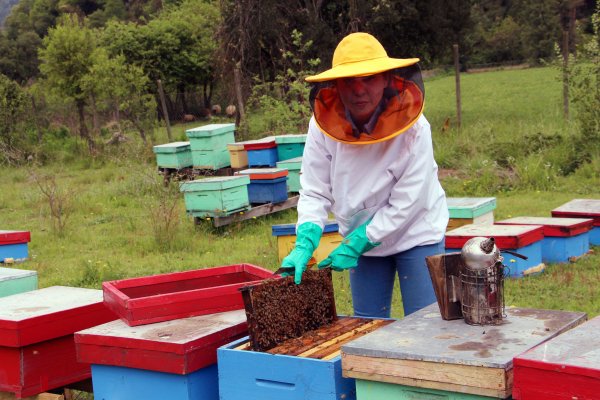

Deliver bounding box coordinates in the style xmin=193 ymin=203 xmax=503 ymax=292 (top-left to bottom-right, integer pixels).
xmin=39 ymin=14 xmax=98 ymax=151
xmin=0 ymin=73 xmax=29 ymax=150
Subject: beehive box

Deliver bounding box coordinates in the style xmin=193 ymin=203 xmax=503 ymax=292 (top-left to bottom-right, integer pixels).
xmin=342 ymin=303 xmax=586 ymax=399
xmin=274 ymin=134 xmax=307 ymax=161
xmin=102 ymin=264 xmax=274 ymax=326
xmin=185 ymin=124 xmax=235 ymax=169
xmin=0 ymin=267 xmax=37 ymax=298
xmin=152 ymin=141 xmax=192 ymax=169
xmin=75 ymin=310 xmax=247 ymax=400
xmin=447 ymin=198 xmax=496 ymax=231
xmin=244 ymin=137 xmax=278 ymax=167
xmin=276 ymin=156 xmax=302 ymax=193
xmin=272 ymin=221 xmax=342 ymax=263
xmin=0 ymin=286 xmax=116 ymax=398
xmin=496 ymin=216 xmax=593 ymax=263
xmin=551 ymin=199 xmax=600 ymax=245
xmin=218 ymin=270 xmax=392 ymax=400
xmin=226 ymin=143 xmax=248 ymax=168
xmin=0 ymin=230 xmax=31 ymax=263
xmin=513 ymin=315 xmax=600 ymax=400
xmin=179 ymin=175 xmax=250 ymax=217
xmin=236 ymin=168 xmax=289 ymax=204
xmin=445 ymin=224 xmax=544 ymax=277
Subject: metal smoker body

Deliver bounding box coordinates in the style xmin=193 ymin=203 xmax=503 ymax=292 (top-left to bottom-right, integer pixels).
xmin=460 ymin=236 xmax=506 ymax=325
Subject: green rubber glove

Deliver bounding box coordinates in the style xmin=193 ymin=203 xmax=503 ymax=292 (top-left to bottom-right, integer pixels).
xmin=280 ymin=222 xmax=323 ymax=284
xmin=318 ymin=221 xmax=380 ymax=271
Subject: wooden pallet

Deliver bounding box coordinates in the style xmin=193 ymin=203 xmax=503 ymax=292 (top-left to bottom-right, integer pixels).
xmin=158 ymin=166 xmax=244 ymax=184
xmin=0 ymin=392 xmax=64 ymax=400
xmin=194 ymin=195 xmax=299 ymax=227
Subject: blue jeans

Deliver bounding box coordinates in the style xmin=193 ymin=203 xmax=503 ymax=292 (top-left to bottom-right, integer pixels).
xmin=349 ymin=241 xmax=444 ymax=318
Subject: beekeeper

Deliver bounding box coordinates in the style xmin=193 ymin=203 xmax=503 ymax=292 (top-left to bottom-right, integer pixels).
xmin=280 ymin=32 xmax=449 ymax=318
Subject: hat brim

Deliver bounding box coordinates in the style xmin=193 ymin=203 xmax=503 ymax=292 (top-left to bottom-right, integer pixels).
xmin=305 ymin=57 xmax=419 ymax=83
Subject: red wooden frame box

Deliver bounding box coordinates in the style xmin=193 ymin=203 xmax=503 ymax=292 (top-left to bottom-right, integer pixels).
xmin=513 ymin=315 xmax=600 ymax=400
xmin=0 ymin=286 xmax=116 ymax=398
xmin=242 ymin=137 xmax=277 ymax=150
xmin=445 ymin=223 xmax=544 ymax=249
xmin=496 ymin=216 xmax=593 ymax=237
xmin=551 ymin=199 xmax=600 ymax=226
xmin=102 ymin=263 xmax=274 ymax=327
xmin=0 ymin=230 xmax=31 ymax=245
xmin=75 ymin=309 xmax=247 ymax=375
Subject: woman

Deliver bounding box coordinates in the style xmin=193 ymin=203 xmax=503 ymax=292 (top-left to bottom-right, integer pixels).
xmin=281 ymin=32 xmax=448 ymax=318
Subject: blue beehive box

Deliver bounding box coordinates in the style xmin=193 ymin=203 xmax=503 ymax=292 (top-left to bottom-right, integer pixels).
xmin=244 ymin=137 xmax=278 ymax=167
xmin=0 ymin=231 xmax=30 ymax=263
xmin=185 ymin=124 xmax=235 ymax=170
xmin=551 ymin=199 xmax=600 ymax=246
xmin=445 ymin=224 xmax=545 ymax=277
xmin=75 ymin=310 xmax=248 ymax=400
xmin=274 ymin=134 xmax=307 ymax=161
xmin=219 ymin=336 xmax=355 ymax=400
xmin=236 ymin=168 xmax=288 ymax=204
xmin=496 ymin=217 xmax=593 ymax=263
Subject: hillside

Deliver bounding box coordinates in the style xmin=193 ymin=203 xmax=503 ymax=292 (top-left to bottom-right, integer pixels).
xmin=0 ymin=0 xmax=19 ymax=27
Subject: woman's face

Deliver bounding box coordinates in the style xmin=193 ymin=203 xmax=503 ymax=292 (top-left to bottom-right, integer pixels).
xmin=336 ymin=73 xmax=387 ymax=126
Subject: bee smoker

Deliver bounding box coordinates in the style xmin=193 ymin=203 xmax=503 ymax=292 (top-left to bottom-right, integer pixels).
xmin=460 ymin=236 xmax=505 ymax=325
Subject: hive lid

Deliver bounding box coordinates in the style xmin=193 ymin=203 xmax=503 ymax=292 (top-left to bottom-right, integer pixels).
xmin=226 ymin=142 xmax=246 ymax=150
xmin=152 ymin=141 xmax=190 ymax=154
xmin=447 ymin=197 xmax=497 ymax=218
xmin=0 ymin=230 xmax=31 ymax=245
xmin=274 ymin=134 xmax=307 ymax=144
xmin=514 ymin=315 xmax=600 ymax=377
xmin=235 ymin=168 xmax=288 ymax=180
xmin=496 ymin=216 xmax=594 ymax=237
xmin=342 ymin=303 xmax=586 ymax=370
xmin=0 ymin=286 xmax=115 ymax=347
xmin=272 ymin=221 xmax=339 ymax=236
xmin=0 ymin=267 xmax=37 ymax=282
xmin=179 ymin=175 xmax=250 ymax=192
xmin=185 ymin=123 xmax=235 ymax=138
xmin=445 ymin=224 xmax=544 ymax=249
xmin=243 ymin=136 xmax=277 ymax=150
xmin=551 ymin=199 xmax=600 ymax=225
xmin=75 ymin=309 xmax=247 ymax=374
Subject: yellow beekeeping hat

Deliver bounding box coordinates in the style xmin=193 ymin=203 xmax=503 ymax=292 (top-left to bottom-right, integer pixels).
xmin=305 ymin=32 xmax=419 ymax=83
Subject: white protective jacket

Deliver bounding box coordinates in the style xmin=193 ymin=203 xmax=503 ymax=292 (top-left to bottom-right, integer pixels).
xmin=297 ymin=114 xmax=449 ymax=257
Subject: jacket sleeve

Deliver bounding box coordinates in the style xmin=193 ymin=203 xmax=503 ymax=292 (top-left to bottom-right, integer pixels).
xmin=296 ymin=117 xmax=334 ymax=229
xmin=366 ymin=118 xmax=444 ymax=243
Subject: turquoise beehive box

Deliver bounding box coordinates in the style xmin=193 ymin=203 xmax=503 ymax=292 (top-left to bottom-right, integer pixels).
xmin=185 ymin=124 xmax=235 ymax=170
xmin=152 ymin=141 xmax=192 ymax=169
xmin=275 ymin=134 xmax=307 ymax=161
xmin=276 ymin=156 xmax=302 ymax=193
xmin=0 ymin=267 xmax=38 ymax=298
xmin=179 ymin=175 xmax=250 ymax=217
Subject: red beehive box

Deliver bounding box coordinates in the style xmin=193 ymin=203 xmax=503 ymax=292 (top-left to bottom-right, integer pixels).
xmin=75 ymin=309 xmax=247 ymax=375
xmin=241 ymin=136 xmax=277 ymax=150
xmin=513 ymin=315 xmax=600 ymax=399
xmin=0 ymin=286 xmax=116 ymax=398
xmin=235 ymin=168 xmax=288 ymax=180
xmin=102 ymin=264 xmax=274 ymax=327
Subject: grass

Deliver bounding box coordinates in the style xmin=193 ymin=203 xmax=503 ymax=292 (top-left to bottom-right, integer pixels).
xmin=0 ymin=66 xmax=599 ymax=320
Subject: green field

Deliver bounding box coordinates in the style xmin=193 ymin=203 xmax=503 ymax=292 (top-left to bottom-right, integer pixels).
xmin=1 ymin=66 xmax=598 ymax=319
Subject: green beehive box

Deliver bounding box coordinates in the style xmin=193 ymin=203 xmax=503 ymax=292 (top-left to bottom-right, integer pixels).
xmin=179 ymin=175 xmax=250 ymax=217
xmin=447 ymin=197 xmax=496 ymax=218
xmin=186 ymin=124 xmax=236 ymax=170
xmin=0 ymin=267 xmax=38 ymax=298
xmin=275 ymin=134 xmax=307 ymax=161
xmin=276 ymin=156 xmax=302 ymax=192
xmin=152 ymin=141 xmax=192 ymax=169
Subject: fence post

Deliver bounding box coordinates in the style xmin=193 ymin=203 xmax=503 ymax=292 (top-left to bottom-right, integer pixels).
xmin=157 ymin=79 xmax=173 ymax=141
xmin=562 ymin=30 xmax=569 ymax=120
xmin=453 ymin=44 xmax=462 ymax=128
xmin=233 ymin=64 xmax=246 ymax=127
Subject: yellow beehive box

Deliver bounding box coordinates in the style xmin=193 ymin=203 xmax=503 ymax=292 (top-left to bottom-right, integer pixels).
xmin=227 ymin=143 xmax=248 ymax=169
xmin=272 ymin=222 xmax=342 ymax=263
